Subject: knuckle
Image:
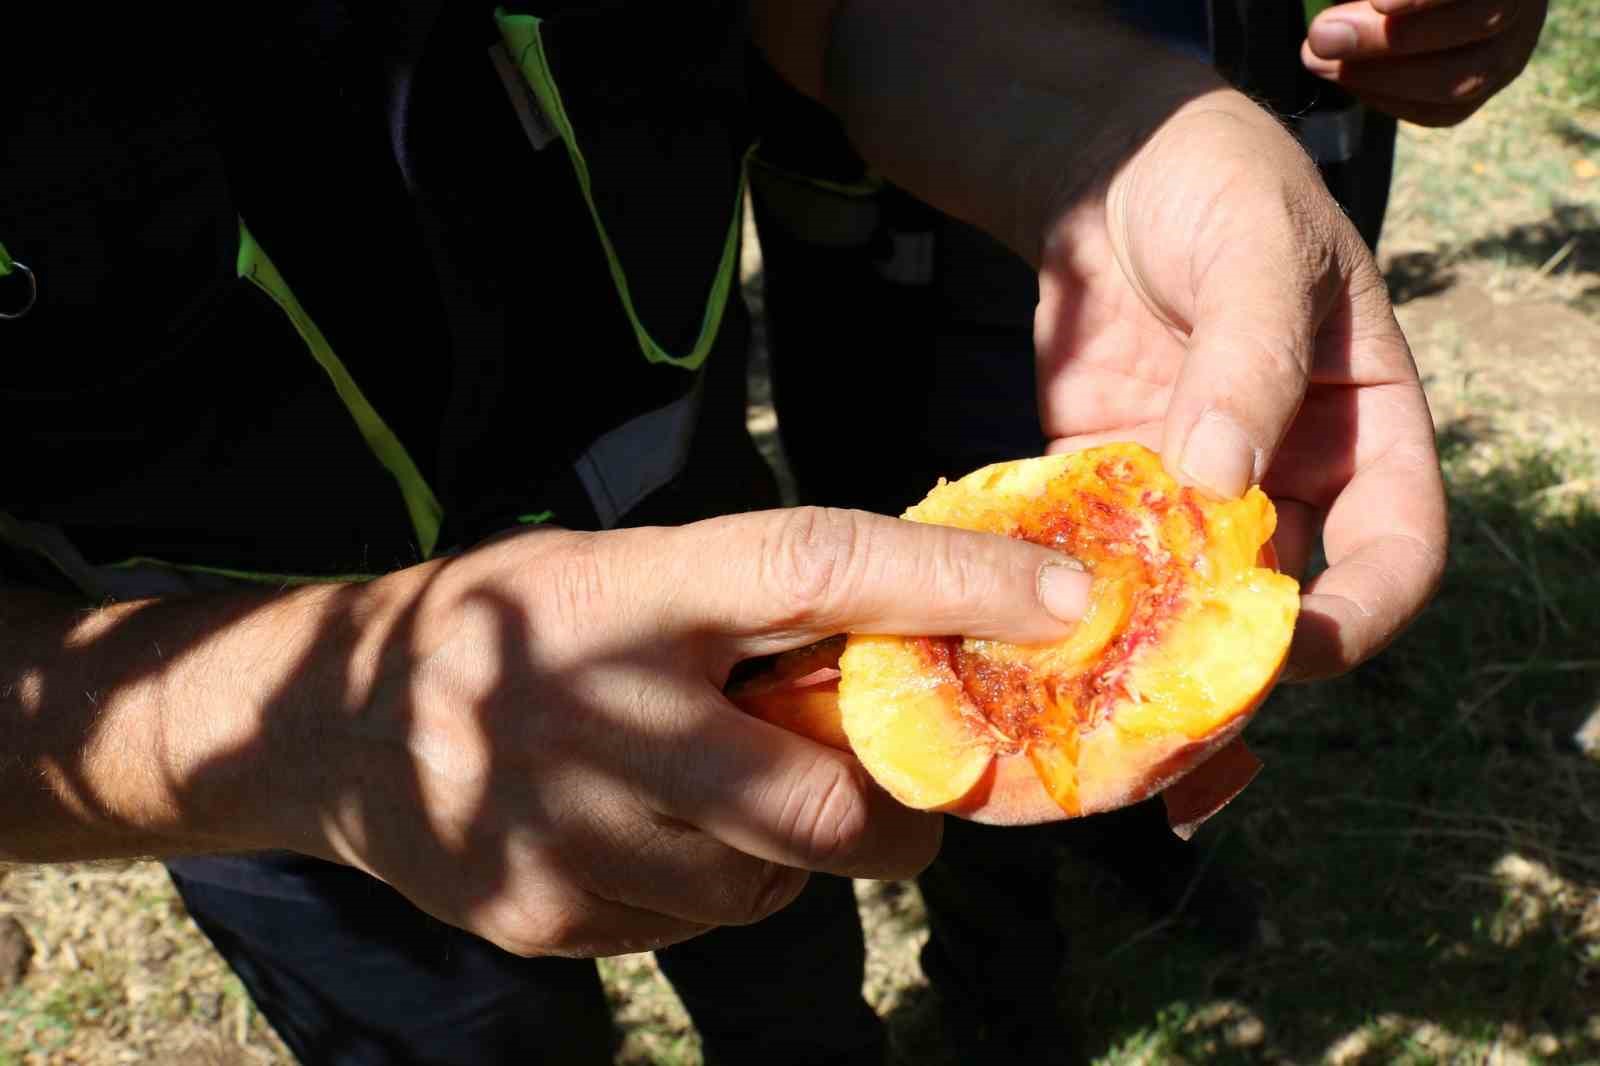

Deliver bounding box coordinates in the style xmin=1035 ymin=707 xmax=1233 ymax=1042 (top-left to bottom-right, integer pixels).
xmin=780 ymin=755 xmax=871 ymax=868
xmin=761 ymin=507 xmax=864 ymax=628
xmin=927 ymin=531 xmax=989 ymax=610
xmin=1222 ymin=324 xmax=1311 ymax=411
xmin=488 ymin=898 xmax=587 ymax=958
xmin=733 ymin=862 xmax=808 ymax=926
xmin=1253 ymin=331 xmax=1313 ymax=397
xmin=542 ymin=536 xmax=609 ymax=634
xmin=524 ymin=903 xmax=589 ymax=957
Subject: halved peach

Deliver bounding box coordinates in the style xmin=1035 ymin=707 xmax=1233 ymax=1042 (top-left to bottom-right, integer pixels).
xmin=728 ymin=443 xmax=1299 ymax=826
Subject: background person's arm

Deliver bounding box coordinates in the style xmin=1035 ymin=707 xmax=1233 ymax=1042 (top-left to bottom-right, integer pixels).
xmin=1302 ymin=0 xmax=1549 ymax=126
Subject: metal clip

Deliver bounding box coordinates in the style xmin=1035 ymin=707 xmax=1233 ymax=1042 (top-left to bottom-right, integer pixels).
xmin=1294 ymin=107 xmax=1365 ymax=166
xmin=0 ymin=260 xmax=38 ymax=320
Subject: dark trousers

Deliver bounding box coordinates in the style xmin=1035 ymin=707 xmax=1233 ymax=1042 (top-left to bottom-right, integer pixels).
xmin=170 ymin=856 xmax=884 ymax=1066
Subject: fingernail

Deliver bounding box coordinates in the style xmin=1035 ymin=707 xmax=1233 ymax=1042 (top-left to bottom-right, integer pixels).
xmin=1180 ymin=411 xmax=1257 ymax=498
xmin=1038 ymin=561 xmax=1092 ymax=624
xmin=1308 ymin=19 xmax=1359 ymax=59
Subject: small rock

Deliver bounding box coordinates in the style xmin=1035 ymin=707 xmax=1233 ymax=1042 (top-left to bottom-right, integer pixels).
xmin=148 ymin=936 xmax=178 ymax=964
xmin=1226 ymin=1015 xmax=1266 ymax=1048
xmin=193 ymin=988 xmax=225 ymax=1022
xmin=1256 ymin=917 xmax=1284 ymax=950
xmin=1574 ymin=705 xmax=1600 ymax=762
xmin=0 ymin=915 xmax=34 ymax=991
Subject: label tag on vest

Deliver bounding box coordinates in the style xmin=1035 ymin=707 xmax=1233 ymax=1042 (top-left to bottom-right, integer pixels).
xmin=489 ymin=42 xmax=559 ymax=152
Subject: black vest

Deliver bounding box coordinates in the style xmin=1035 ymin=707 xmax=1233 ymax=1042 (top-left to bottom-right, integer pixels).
xmin=1 ymin=1 xmax=764 ymax=587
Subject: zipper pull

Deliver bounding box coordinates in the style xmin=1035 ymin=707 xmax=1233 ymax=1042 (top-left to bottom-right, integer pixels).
xmin=0 ymin=243 xmax=38 ymax=320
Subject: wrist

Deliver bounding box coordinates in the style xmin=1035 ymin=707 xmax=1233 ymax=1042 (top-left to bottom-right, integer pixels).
xmin=1044 ymin=86 xmax=1326 ymax=308
xmin=1030 ymin=77 xmax=1241 ymax=263
xmin=823 ymin=1 xmax=1232 ymax=267
xmin=133 ymin=576 xmax=410 ymax=862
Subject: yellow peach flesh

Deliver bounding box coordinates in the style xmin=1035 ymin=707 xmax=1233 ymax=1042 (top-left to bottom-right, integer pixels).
xmin=735 ymin=443 xmax=1299 ymax=824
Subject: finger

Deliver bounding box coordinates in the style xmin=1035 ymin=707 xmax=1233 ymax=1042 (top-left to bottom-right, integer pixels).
xmin=1269 ymin=498 xmax=1321 ymax=581
xmin=644 ymin=697 xmax=945 ymax=881
xmin=632 ymin=508 xmax=1095 ymax=659
xmin=1302 ymin=32 xmax=1527 ymax=107
xmin=1305 ymin=0 xmax=1520 ymax=61
xmin=1157 ymin=170 xmax=1357 ymax=499
xmin=1371 ymin=0 xmax=1480 ymax=12
xmin=1340 ymin=87 xmax=1486 ymax=126
xmin=578 ymin=809 xmax=814 ymax=928
xmin=476 ymin=885 xmax=713 ymax=959
xmin=1288 ymin=427 xmax=1447 ymax=681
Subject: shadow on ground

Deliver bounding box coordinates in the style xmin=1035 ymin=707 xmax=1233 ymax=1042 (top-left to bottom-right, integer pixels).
xmin=1386 ymin=202 xmax=1600 ymax=307
xmin=1550 ymin=116 xmax=1600 ymax=152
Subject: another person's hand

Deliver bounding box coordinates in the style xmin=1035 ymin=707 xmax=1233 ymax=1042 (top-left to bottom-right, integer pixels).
xmin=1300 ymin=0 xmax=1549 ymax=125
xmin=269 ymin=510 xmax=1090 ymax=957
xmin=1033 ymin=89 xmax=1448 ymax=682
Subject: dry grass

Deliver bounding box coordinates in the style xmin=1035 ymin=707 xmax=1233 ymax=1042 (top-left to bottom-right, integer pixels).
xmin=0 ymin=862 xmax=288 ymax=1065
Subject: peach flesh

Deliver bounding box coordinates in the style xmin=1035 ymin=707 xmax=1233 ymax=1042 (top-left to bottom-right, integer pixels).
xmin=729 ymin=445 xmax=1299 ymax=827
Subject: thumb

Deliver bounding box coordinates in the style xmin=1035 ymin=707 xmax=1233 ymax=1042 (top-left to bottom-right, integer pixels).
xmin=1102 ymin=93 xmax=1359 ymax=498
xmin=637 ymin=507 xmax=1094 ymax=660
xmin=1161 ymin=295 xmax=1311 ymax=498
xmin=1157 ymin=189 xmax=1359 ymax=498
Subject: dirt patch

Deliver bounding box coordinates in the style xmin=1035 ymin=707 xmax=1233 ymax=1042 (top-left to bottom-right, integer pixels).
xmin=1395 ymin=265 xmax=1600 ymax=445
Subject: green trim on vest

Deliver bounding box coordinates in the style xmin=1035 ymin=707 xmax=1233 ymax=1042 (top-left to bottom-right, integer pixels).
xmin=237 ymin=224 xmax=444 ymax=558
xmin=107 ymin=557 xmax=377 ymax=586
xmin=749 ymin=153 xmax=884 ymax=200
xmin=0 ymin=241 xmax=14 ymax=278
xmin=494 ymin=9 xmax=749 ymax=373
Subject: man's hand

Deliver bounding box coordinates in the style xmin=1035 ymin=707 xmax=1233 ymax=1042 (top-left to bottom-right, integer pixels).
xmin=1034 ymin=90 xmax=1448 ymax=681
xmin=298 ymin=513 xmax=1090 ymax=956
xmin=763 ymin=2 xmax=1448 ymax=681
xmin=2 ymin=511 xmax=1091 ymax=958
xmin=1300 ymin=0 xmax=1549 ymax=125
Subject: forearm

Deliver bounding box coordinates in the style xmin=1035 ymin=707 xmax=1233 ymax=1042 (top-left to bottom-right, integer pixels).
xmin=0 ymin=579 xmax=393 ymax=863
xmin=758 ymin=0 xmax=1233 ymax=261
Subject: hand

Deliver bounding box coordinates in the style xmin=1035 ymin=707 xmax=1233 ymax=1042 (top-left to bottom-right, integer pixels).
xmin=1300 ymin=0 xmax=1549 ymax=126
xmin=1033 ymin=89 xmax=1448 ymax=681
xmin=272 ymin=510 xmax=1091 ymax=957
